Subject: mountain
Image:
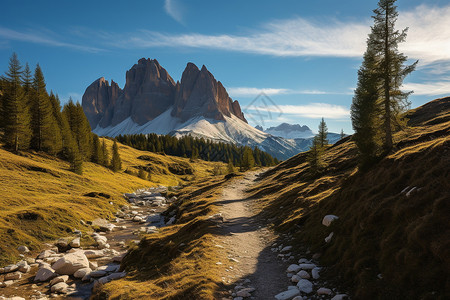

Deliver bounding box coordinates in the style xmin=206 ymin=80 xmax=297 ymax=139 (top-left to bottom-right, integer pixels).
xmin=264 ymin=123 xmax=314 ymax=139
xmin=82 ymin=58 xmax=309 ymax=160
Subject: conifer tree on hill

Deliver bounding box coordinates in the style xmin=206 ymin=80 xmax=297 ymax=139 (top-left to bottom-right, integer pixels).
xmin=111 ymin=139 xmax=122 ymax=172
xmin=318 ymin=117 xmax=328 ymax=148
xmin=1 ymin=53 xmax=31 ymax=151
xmin=101 ymin=138 xmax=109 ymax=167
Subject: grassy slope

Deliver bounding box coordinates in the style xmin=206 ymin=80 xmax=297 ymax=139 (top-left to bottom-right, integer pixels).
xmin=0 ymin=138 xmax=224 ymax=265
xmin=248 ymin=97 xmax=450 ymax=299
xmin=94 ymin=175 xmax=235 ymax=299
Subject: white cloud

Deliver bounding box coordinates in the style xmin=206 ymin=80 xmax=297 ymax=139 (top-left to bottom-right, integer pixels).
xmin=403 ymin=79 xmax=450 ymax=96
xmin=246 ymin=103 xmax=350 ymax=120
xmin=0 ymin=27 xmax=103 ymax=53
xmin=164 ymin=0 xmax=184 ymax=24
xmin=227 ymin=86 xmax=349 ymax=97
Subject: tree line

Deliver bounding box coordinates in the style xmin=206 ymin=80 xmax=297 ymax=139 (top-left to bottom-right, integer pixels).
xmin=0 ymin=53 xmax=122 ymax=175
xmin=115 ymin=133 xmax=279 ymax=169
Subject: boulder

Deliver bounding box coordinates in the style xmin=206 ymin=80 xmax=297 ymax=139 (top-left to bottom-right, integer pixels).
xmin=280 ymin=246 xmax=293 ymax=253
xmin=312 ymin=267 xmax=320 ymax=279
xmin=299 ymin=263 xmax=316 ymax=270
xmin=297 ymin=279 xmax=313 ymax=294
xmin=317 ymin=287 xmax=332 ymax=295
xmin=17 ymin=245 xmax=30 ymax=253
xmin=1 ymin=280 xmax=14 ymax=288
xmin=287 ymin=264 xmax=301 ymax=273
xmin=70 ymin=237 xmax=81 ymax=248
xmin=50 ymin=275 xmax=69 ymax=286
xmin=5 ymin=271 xmax=22 ymax=280
xmin=3 ymin=264 xmax=18 ymax=273
xmin=74 ymin=267 xmax=92 ymax=279
xmin=89 ymin=270 xmax=107 ymax=278
xmin=291 ymin=274 xmax=301 ymax=283
xmin=274 ymin=288 xmax=300 ymax=300
xmin=34 ymin=266 xmax=56 ymax=282
xmin=38 ymin=250 xmax=56 ymax=259
xmin=297 ymin=270 xmax=310 ymax=279
xmin=52 ymin=251 xmax=89 ymax=275
xmin=322 ymin=215 xmax=339 ymax=227
xmin=51 ymin=282 xmax=68 ymax=293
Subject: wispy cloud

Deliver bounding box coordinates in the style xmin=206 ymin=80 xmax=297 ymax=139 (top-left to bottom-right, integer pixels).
xmin=0 ymin=26 xmax=103 ymax=53
xmin=164 ymin=0 xmax=185 ymax=24
xmin=227 ymin=86 xmax=349 ymax=97
xmin=246 ymin=103 xmax=350 ymax=120
xmin=403 ymin=79 xmax=450 ymax=96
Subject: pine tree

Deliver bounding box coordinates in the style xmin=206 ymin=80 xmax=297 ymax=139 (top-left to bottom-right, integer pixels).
xmin=351 ymin=48 xmax=383 ymax=166
xmin=101 ymin=139 xmax=109 ymax=167
xmin=369 ymin=0 xmax=417 ymax=152
xmin=307 ymin=136 xmax=325 ymax=175
xmin=241 ymin=147 xmax=255 ymax=171
xmin=92 ymin=134 xmax=103 ymax=164
xmin=340 ymin=129 xmax=345 ymax=139
xmin=317 ymin=117 xmax=328 ymax=147
xmin=63 ymin=99 xmax=92 ymax=159
xmin=227 ymin=159 xmax=234 ymax=174
xmin=30 ymin=64 xmax=54 ymax=152
xmin=190 ymin=147 xmax=199 ymax=161
xmin=111 ymin=139 xmax=122 ymax=172
xmin=1 ymin=53 xmax=31 ymax=151
xmin=47 ymin=92 xmax=63 ymax=155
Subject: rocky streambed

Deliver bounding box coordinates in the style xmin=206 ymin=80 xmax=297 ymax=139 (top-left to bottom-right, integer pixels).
xmin=0 ymin=186 xmax=179 ymax=300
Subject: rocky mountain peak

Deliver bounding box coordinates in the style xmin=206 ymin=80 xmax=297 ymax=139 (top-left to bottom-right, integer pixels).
xmin=82 ymin=58 xmax=247 ymax=129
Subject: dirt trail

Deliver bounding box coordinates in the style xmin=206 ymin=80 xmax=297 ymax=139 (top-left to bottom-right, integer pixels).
xmin=217 ymin=171 xmax=287 ymax=299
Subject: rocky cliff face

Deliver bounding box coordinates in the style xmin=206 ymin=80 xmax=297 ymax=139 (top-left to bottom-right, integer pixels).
xmin=82 ymin=59 xmax=246 ymax=129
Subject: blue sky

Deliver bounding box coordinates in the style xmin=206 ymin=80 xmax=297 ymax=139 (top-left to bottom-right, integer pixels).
xmin=1 ymin=0 xmax=449 ymax=134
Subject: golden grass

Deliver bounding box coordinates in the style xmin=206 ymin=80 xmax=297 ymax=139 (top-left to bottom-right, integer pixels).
xmin=93 ymin=176 xmax=234 ymax=300
xmin=0 ymin=138 xmax=225 ymax=265
xmin=248 ymin=98 xmax=450 ymax=299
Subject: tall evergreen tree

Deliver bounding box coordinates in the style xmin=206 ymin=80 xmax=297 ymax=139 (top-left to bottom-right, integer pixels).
xmin=30 ymin=64 xmax=54 ymax=152
xmin=241 ymin=146 xmax=255 ymax=171
xmin=92 ymin=134 xmax=103 ymax=164
xmin=47 ymin=92 xmax=63 ymax=155
xmin=1 ymin=53 xmax=31 ymax=151
xmin=369 ymin=0 xmax=417 ymax=152
xmin=317 ymin=117 xmax=328 ymax=147
xmin=227 ymin=159 xmax=235 ymax=174
xmin=351 ymin=48 xmax=383 ymax=166
xmin=111 ymin=139 xmax=122 ymax=172
xmin=22 ymin=63 xmax=32 ymax=102
xmin=63 ymin=99 xmax=92 ymax=159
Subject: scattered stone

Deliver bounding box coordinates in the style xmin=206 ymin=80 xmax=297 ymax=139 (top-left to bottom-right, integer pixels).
xmin=52 ymin=251 xmax=89 ymax=275
xmin=274 ymin=288 xmax=300 ymax=300
xmin=299 ymin=263 xmax=316 ymax=270
xmin=292 ymin=297 xmax=303 ymax=300
xmin=280 ymin=246 xmax=293 ymax=253
xmin=317 ymin=287 xmax=332 ymax=295
xmin=89 ymin=270 xmax=107 ymax=278
xmin=325 ymin=232 xmax=334 ymax=243
xmin=70 ymin=237 xmax=81 ymax=248
xmin=34 ymin=266 xmax=56 ymax=282
xmin=38 ymin=250 xmax=56 ymax=259
xmin=322 ymin=215 xmax=339 ymax=227
xmin=298 ymin=258 xmax=310 ymax=264
xmin=5 ymin=271 xmax=22 ymax=280
xmin=73 ymin=267 xmax=92 ymax=279
xmin=3 ymin=264 xmax=19 ymax=273
xmin=50 ymin=275 xmax=69 ymax=286
xmin=312 ymin=267 xmax=320 ymax=279
xmin=17 ymin=245 xmax=30 ymax=253
xmin=297 ymin=279 xmax=313 ymax=294
xmin=1 ymin=280 xmax=14 ymax=288
xmin=291 ymin=274 xmax=301 ymax=283
xmin=51 ymin=282 xmax=68 ymax=293
xmin=297 ymin=270 xmax=310 ymax=279
xmin=287 ymin=264 xmax=301 ymax=273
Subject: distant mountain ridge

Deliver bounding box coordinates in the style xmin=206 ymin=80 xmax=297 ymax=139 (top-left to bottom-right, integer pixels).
xmin=263 ymin=123 xmax=314 ymax=139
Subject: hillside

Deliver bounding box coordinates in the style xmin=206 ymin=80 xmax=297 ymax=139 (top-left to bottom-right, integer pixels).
xmin=246 ymin=97 xmax=450 ymax=299
xmin=0 ymin=138 xmax=224 ymax=265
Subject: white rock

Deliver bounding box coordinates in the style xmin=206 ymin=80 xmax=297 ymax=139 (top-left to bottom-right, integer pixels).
xmin=317 ymin=287 xmax=332 ymax=295
xmin=84 ymin=249 xmax=105 ymax=258
xmin=331 ymin=294 xmax=348 ymax=300
xmin=298 ymin=258 xmax=310 ymax=264
xmin=4 ymin=271 xmax=22 ymax=280
xmin=299 ymin=263 xmax=316 ymax=270
xmin=73 ymin=267 xmax=92 ymax=278
xmin=280 ymin=246 xmax=293 ymax=253
xmin=297 ymin=279 xmax=313 ymax=294
xmin=34 ymin=266 xmax=56 ymax=282
xmin=38 ymin=250 xmax=57 ymax=259
xmin=89 ymin=261 xmax=98 ymax=269
xmin=1 ymin=280 xmax=14 ymax=287
xmin=297 ymin=270 xmax=310 ymax=279
xmin=51 ymin=282 xmax=68 ymax=293
xmin=19 ymin=264 xmax=31 ymax=273
xmin=274 ymin=288 xmax=300 ymax=300
xmin=17 ymin=245 xmax=30 ymax=253
xmin=312 ymin=267 xmax=320 ymax=279
xmin=50 ymin=275 xmax=69 ymax=286
xmin=52 ymin=251 xmax=89 ymax=275
xmin=292 ymin=297 xmax=303 ymax=300
xmin=287 ymin=264 xmax=301 ymax=273
xmin=291 ymin=274 xmax=301 ymax=283
xmin=70 ymin=237 xmax=81 ymax=248
xmin=3 ymin=264 xmax=19 ymax=273
xmin=322 ymin=215 xmax=339 ymax=226
xmin=325 ymin=232 xmax=334 ymax=243
xmin=90 ymin=270 xmax=107 ymax=278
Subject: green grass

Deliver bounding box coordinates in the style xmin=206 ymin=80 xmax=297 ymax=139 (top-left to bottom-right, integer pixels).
xmin=248 ymin=97 xmax=450 ymax=299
